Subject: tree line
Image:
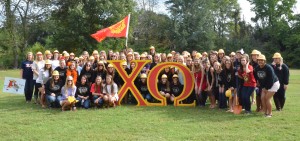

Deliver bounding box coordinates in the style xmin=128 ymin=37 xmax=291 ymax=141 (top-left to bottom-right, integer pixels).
xmin=0 ymin=0 xmax=299 ymax=69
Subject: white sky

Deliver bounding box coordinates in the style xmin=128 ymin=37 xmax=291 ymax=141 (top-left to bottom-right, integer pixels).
xmin=154 ymin=0 xmax=300 ymax=24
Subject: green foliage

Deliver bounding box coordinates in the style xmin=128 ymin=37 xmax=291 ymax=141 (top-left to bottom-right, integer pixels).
xmin=49 ymin=0 xmax=135 ymax=54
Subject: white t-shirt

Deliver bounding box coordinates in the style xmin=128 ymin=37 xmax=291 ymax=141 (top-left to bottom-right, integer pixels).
xmin=36 ymin=69 xmax=50 ymax=84
xmin=32 ymin=60 xmax=45 ymax=80
xmin=52 ymin=60 xmax=60 ymax=70
xmin=103 ymin=83 xmax=118 ymax=95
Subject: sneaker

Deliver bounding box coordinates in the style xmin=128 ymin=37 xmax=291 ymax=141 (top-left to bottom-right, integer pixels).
xmin=265 ymin=114 xmax=272 ymax=118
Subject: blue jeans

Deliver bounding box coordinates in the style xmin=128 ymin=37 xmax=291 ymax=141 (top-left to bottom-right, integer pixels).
xmin=93 ymin=96 xmax=104 ymax=105
xmin=77 ymin=97 xmax=90 ymax=109
xmin=241 ymin=86 xmax=255 ymax=112
xmin=46 ymin=95 xmax=62 ymax=107
xmin=24 ymin=79 xmax=34 ymax=101
xmin=142 ymin=93 xmax=152 ymax=102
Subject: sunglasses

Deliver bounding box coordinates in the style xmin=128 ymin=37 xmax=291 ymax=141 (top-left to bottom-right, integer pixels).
xmin=67 ymin=80 xmax=73 ymax=82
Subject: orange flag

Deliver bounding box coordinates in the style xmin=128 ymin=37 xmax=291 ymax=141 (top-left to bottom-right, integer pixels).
xmin=91 ymin=15 xmax=130 ymax=42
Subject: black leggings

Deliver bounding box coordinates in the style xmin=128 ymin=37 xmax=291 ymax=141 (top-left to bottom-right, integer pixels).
xmin=273 ymin=85 xmax=286 ymax=110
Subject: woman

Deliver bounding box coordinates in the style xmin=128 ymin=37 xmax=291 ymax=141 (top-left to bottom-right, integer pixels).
xmin=169 ymin=74 xmax=183 ymax=103
xmin=103 ymin=75 xmax=119 ymax=108
xmin=21 ymin=52 xmax=34 ymax=103
xmin=36 ymin=60 xmax=53 ymax=108
xmin=91 ymin=76 xmax=104 ymax=107
xmin=214 ymin=62 xmax=226 ymax=109
xmin=93 ymin=61 xmax=107 ymax=81
xmin=76 ymin=75 xmax=91 ymax=109
xmin=158 ymin=67 xmax=173 ymax=83
xmin=203 ymin=59 xmax=216 ymax=108
xmin=255 ymin=54 xmax=280 ymax=117
xmin=60 ymin=76 xmax=77 ymax=111
xmin=52 ymin=50 xmax=60 ymax=70
xmin=222 ymin=59 xmax=236 ymax=112
xmin=157 ymin=74 xmax=171 ymax=104
xmin=251 ymin=50 xmax=261 ymax=111
xmin=136 ymin=73 xmax=152 ymax=102
xmin=238 ymin=54 xmax=256 ymax=114
xmin=193 ymin=58 xmax=207 ymax=106
xmin=78 ymin=62 xmax=93 ymax=84
xmin=45 ymin=70 xmax=64 ymax=108
xmin=55 ymin=59 xmax=67 ymax=84
xmin=106 ymin=64 xmax=121 ymax=87
xmin=271 ymin=53 xmax=289 ymax=111
xmin=32 ymin=52 xmax=45 ymax=104
xmin=66 ymin=61 xmax=78 ymax=84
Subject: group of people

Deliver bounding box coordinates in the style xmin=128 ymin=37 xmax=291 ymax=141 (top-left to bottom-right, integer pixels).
xmin=20 ymin=46 xmax=289 ymax=117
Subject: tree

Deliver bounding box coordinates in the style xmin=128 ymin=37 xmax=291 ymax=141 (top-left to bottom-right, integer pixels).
xmin=166 ymin=0 xmax=216 ymax=52
xmin=49 ymin=0 xmax=135 ymax=54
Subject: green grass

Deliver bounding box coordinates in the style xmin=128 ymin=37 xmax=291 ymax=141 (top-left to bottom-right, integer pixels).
xmin=0 ymin=69 xmax=300 ymax=141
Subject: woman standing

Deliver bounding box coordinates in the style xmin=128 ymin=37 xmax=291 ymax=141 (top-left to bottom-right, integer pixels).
xmin=255 ymin=54 xmax=280 ymax=117
xmin=203 ymin=59 xmax=216 ymax=108
xmin=221 ymin=59 xmax=236 ymax=112
xmin=271 ymin=53 xmax=289 ymax=111
xmin=32 ymin=52 xmax=45 ymax=104
xmin=214 ymin=62 xmax=226 ymax=109
xmin=103 ymin=75 xmax=119 ymax=108
xmin=250 ymin=50 xmax=261 ymax=112
xmin=36 ymin=60 xmax=53 ymax=108
xmin=45 ymin=70 xmax=64 ymax=108
xmin=76 ymin=75 xmax=91 ymax=109
xmin=193 ymin=57 xmax=207 ymax=106
xmin=21 ymin=52 xmax=34 ymax=103
xmin=60 ymin=76 xmax=77 ymax=111
xmin=66 ymin=61 xmax=78 ymax=84
xmin=238 ymin=55 xmax=256 ymax=114
xmin=78 ymin=62 xmax=93 ymax=85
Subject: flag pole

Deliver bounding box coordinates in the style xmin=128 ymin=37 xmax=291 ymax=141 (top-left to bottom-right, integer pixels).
xmin=125 ymin=14 xmax=131 ymax=49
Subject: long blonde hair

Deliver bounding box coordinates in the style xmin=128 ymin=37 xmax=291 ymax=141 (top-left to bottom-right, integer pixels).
xmin=64 ymin=76 xmax=76 ymax=95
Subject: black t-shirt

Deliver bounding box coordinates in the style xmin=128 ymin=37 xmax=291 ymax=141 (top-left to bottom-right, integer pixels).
xmin=157 ymin=82 xmax=170 ymax=93
xmin=136 ymin=81 xmax=149 ymax=95
xmin=55 ymin=66 xmax=67 ymax=84
xmin=254 ymin=64 xmax=279 ymax=89
xmin=76 ymin=83 xmax=91 ymax=97
xmin=21 ymin=60 xmax=33 ymax=80
xmin=170 ymin=83 xmax=183 ymax=97
xmin=220 ymin=68 xmax=236 ymax=88
xmin=45 ymin=78 xmax=64 ymax=96
xmin=79 ymin=68 xmax=94 ymax=83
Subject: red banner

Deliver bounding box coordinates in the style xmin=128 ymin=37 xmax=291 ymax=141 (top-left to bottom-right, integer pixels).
xmin=91 ymin=15 xmax=129 ymax=42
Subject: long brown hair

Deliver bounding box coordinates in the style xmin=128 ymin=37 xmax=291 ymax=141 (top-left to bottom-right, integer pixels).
xmin=94 ymin=76 xmax=102 ymax=93
xmin=105 ymin=75 xmax=115 ymax=94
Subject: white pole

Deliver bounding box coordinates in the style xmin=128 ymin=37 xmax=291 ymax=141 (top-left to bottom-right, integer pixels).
xmin=125 ymin=14 xmax=130 ymax=48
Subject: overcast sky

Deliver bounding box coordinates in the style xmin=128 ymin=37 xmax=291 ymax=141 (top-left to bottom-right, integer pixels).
xmin=154 ymin=0 xmax=300 ymax=24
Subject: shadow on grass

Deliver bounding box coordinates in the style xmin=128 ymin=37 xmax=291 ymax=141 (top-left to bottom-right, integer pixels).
xmin=128 ymin=104 xmax=262 ymax=122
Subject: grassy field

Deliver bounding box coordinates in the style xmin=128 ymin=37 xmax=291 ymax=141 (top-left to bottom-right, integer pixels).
xmin=0 ymin=70 xmax=300 ymax=141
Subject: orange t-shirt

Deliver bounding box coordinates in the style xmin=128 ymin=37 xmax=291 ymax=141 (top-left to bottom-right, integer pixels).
xmin=66 ymin=69 xmax=78 ymax=84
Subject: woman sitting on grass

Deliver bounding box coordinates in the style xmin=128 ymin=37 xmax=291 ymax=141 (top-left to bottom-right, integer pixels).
xmin=103 ymin=75 xmax=119 ymax=108
xmin=76 ymin=75 xmax=91 ymax=109
xmin=60 ymin=76 xmax=77 ymax=111
xmin=45 ymin=70 xmax=64 ymax=108
xmin=91 ymin=76 xmax=104 ymax=108
xmin=158 ymin=74 xmax=171 ymax=104
xmin=136 ymin=73 xmax=152 ymax=102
